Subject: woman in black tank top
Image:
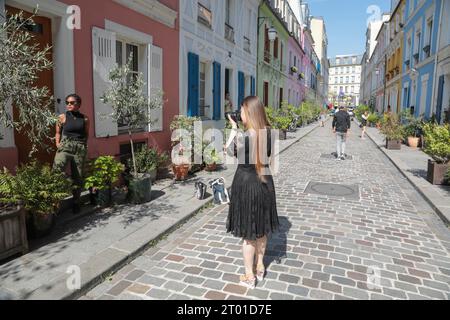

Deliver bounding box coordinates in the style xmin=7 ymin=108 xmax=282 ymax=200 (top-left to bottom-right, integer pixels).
xmin=53 ymin=94 xmax=90 ymax=214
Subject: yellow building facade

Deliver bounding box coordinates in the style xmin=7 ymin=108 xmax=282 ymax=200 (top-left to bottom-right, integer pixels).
xmin=385 ymin=0 xmax=405 ymax=114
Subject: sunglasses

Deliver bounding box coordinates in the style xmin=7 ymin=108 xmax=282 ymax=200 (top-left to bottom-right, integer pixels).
xmin=66 ymin=101 xmax=78 ymax=106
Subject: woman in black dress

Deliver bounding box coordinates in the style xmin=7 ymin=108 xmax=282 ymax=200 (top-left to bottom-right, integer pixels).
xmin=226 ymin=96 xmax=279 ymax=289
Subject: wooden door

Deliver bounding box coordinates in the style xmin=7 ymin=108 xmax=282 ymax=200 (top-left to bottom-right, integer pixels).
xmin=7 ymin=6 xmax=55 ymax=165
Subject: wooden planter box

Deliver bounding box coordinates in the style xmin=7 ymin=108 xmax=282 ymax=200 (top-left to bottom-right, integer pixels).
xmin=0 ymin=206 xmax=28 ymax=261
xmin=427 ymin=160 xmax=449 ymax=185
xmin=386 ymin=139 xmax=402 ymax=150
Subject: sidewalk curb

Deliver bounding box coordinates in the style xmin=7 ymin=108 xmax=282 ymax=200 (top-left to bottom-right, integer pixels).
xmin=357 ymin=120 xmax=450 ymax=227
xmin=62 ymin=121 xmax=323 ymax=300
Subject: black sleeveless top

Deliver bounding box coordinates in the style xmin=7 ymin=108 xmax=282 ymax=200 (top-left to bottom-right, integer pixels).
xmin=62 ymin=111 xmax=86 ymax=142
xmin=238 ymin=128 xmax=272 ymax=168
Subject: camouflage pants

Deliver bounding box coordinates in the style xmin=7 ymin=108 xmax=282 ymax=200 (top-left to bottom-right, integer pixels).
xmin=53 ymin=138 xmax=87 ymax=204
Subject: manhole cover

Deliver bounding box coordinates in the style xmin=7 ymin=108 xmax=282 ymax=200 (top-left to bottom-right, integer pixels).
xmin=321 ymin=153 xmax=353 ymax=160
xmin=304 ymin=182 xmax=360 ymax=200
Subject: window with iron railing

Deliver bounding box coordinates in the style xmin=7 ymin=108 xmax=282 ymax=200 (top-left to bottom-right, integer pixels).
xmin=225 ymin=23 xmax=235 ymax=43
xmin=244 ymin=36 xmax=251 ymax=53
xmin=198 ymin=3 xmax=212 ymax=29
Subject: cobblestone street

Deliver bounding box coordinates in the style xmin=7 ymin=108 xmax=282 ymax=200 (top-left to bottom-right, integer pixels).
xmin=82 ymin=123 xmax=450 ymax=300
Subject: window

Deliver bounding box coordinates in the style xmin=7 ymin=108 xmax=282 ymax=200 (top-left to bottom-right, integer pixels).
xmin=352 ymin=67 xmax=355 ymax=74
xmin=224 ymin=0 xmax=234 ymax=42
xmin=350 ymin=86 xmax=354 ymax=93
xmin=225 ymin=0 xmax=232 ymax=25
xmin=352 ymin=76 xmax=355 ymax=83
xmin=406 ymin=36 xmax=412 ymax=65
xmin=116 ymin=40 xmax=140 ymax=129
xmin=345 ymin=76 xmax=349 ymax=83
xmin=345 ymin=67 xmax=349 ymax=74
xmin=336 ymin=58 xmax=340 ymax=65
xmin=408 ymin=0 xmax=414 ymax=17
xmin=340 ymin=77 xmax=343 ymax=83
xmin=199 ymin=62 xmax=206 ymax=114
xmin=414 ymin=30 xmax=421 ymax=63
xmin=198 ymin=0 xmax=212 ymax=28
xmin=335 ymin=77 xmax=338 ymax=83
xmin=274 ymin=37 xmax=279 ymax=59
xmin=424 ymin=18 xmax=433 ymax=58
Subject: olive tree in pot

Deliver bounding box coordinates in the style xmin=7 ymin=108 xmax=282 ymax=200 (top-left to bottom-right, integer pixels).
xmin=422 ymin=123 xmax=450 ymax=185
xmin=0 ymin=9 xmax=56 ymax=157
xmin=0 ymin=162 xmax=71 ymax=239
xmin=128 ymin=146 xmax=168 ymax=182
xmin=84 ymin=156 xmax=124 ymax=206
xmin=380 ymin=113 xmax=404 ymax=150
xmin=101 ymin=56 xmax=164 ymax=204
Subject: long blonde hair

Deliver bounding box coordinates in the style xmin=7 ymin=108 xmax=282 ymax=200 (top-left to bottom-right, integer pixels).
xmin=241 ymin=96 xmax=271 ymax=180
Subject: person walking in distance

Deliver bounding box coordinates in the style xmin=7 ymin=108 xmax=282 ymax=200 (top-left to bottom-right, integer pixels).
xmin=332 ymin=106 xmax=351 ymax=160
xmin=361 ymin=111 xmax=369 ymax=139
xmin=226 ymin=96 xmax=279 ymax=290
xmin=320 ymin=110 xmax=326 ymax=127
xmin=54 ymin=94 xmax=89 ymax=214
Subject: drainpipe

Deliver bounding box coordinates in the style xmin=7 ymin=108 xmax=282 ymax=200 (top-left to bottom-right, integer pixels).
xmin=430 ymin=0 xmax=444 ymax=120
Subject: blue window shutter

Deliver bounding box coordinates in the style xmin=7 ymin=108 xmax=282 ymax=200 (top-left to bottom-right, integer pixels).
xmin=187 ymin=52 xmax=199 ymax=117
xmin=436 ymin=76 xmax=444 ymax=124
xmin=238 ymin=71 xmax=245 ymax=109
xmin=251 ymin=76 xmax=256 ymax=96
xmin=213 ymin=62 xmax=221 ymax=121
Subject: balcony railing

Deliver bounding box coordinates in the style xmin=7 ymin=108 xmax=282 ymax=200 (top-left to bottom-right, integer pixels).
xmin=225 ymin=23 xmax=235 ymax=43
xmin=243 ymin=36 xmax=251 ymax=53
xmin=198 ymin=3 xmax=212 ymax=29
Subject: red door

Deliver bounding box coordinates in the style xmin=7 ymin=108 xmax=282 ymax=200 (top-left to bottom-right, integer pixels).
xmin=7 ymin=6 xmax=55 ymax=165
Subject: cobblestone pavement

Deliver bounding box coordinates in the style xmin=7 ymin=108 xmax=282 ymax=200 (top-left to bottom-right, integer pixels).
xmin=82 ymin=122 xmax=450 ymax=300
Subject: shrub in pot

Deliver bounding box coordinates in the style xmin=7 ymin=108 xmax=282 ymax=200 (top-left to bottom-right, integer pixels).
xmin=367 ymin=113 xmax=379 ymax=127
xmin=128 ymin=146 xmax=167 ymax=183
xmin=403 ymin=119 xmax=422 ymax=148
xmin=422 ymin=123 xmax=450 ymax=185
xmin=170 ymin=115 xmax=200 ymax=179
xmin=203 ymin=146 xmax=221 ymax=172
xmin=273 ymin=115 xmax=292 ymax=140
xmin=380 ymin=113 xmax=404 ymax=150
xmin=101 ymin=56 xmax=164 ymax=204
xmin=84 ymin=156 xmax=124 ymax=206
xmin=0 ymin=162 xmax=71 ymax=239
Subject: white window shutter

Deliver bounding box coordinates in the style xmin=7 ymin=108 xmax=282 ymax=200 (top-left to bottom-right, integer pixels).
xmin=92 ymin=27 xmax=118 ymax=138
xmin=149 ymin=45 xmax=163 ymax=132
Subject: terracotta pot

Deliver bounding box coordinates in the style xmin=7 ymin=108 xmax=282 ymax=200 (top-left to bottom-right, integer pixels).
xmin=172 ymin=164 xmax=190 ymax=181
xmin=427 ymin=160 xmax=449 ymax=185
xmin=407 ymin=136 xmax=420 ymax=149
xmin=205 ymin=163 xmax=217 ymax=172
xmin=386 ymin=139 xmax=402 ymax=150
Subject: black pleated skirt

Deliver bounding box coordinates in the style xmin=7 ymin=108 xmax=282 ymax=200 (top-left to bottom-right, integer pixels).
xmin=226 ymin=165 xmax=279 ymax=240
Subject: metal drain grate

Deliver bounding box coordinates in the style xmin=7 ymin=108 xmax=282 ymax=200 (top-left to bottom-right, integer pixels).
xmin=304 ymin=181 xmax=360 ymax=200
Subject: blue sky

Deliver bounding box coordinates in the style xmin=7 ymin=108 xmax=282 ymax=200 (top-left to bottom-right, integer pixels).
xmin=307 ymin=0 xmax=391 ymax=58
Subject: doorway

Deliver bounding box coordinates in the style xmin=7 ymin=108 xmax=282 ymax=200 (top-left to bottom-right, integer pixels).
xmin=7 ymin=6 xmax=55 ymax=165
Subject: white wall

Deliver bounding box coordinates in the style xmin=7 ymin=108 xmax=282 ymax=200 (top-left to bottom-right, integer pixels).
xmin=179 ymin=0 xmax=258 ymax=126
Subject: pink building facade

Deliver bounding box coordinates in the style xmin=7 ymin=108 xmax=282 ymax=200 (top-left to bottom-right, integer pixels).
xmin=0 ymin=0 xmax=179 ymax=170
xmin=287 ymin=36 xmax=306 ymax=106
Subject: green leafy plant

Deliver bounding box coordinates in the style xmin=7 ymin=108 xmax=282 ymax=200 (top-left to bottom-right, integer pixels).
xmin=84 ymin=156 xmax=125 ymax=191
xmin=380 ymin=113 xmax=404 ymax=140
xmin=422 ymin=123 xmax=450 ymax=164
xmin=170 ymin=115 xmax=201 ymax=166
xmin=367 ymin=113 xmax=380 ymax=124
xmin=101 ymin=56 xmax=164 ymax=177
xmin=128 ymin=146 xmax=167 ymax=174
xmin=445 ymin=167 xmax=450 ymax=185
xmin=0 ymin=9 xmax=57 ymax=156
xmin=203 ymin=147 xmax=221 ymax=165
xmin=0 ymin=162 xmax=71 ymax=215
xmin=355 ymin=105 xmax=370 ymax=122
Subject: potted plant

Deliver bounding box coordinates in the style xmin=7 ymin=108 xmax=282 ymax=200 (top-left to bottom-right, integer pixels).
xmin=128 ymin=146 xmax=166 ymax=183
xmin=170 ymin=115 xmax=199 ymax=180
xmin=101 ymin=56 xmax=164 ymax=204
xmin=0 ymin=162 xmax=71 ymax=239
xmin=203 ymin=146 xmax=221 ymax=172
xmin=0 ymin=9 xmax=57 ymax=158
xmin=367 ymin=113 xmax=379 ymax=127
xmin=422 ymin=123 xmax=450 ymax=185
xmin=273 ymin=115 xmax=292 ymax=140
xmin=291 ymin=66 xmax=298 ymax=74
xmin=445 ymin=167 xmax=450 ymax=186
xmin=380 ymin=113 xmax=404 ymax=150
xmin=84 ymin=156 xmax=124 ymax=206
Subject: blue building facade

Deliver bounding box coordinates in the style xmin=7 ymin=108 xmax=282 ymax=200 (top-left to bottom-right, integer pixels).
xmin=401 ymin=0 xmax=442 ymax=119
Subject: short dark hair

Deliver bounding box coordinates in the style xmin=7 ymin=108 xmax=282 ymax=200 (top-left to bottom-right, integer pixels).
xmin=66 ymin=94 xmax=82 ymax=106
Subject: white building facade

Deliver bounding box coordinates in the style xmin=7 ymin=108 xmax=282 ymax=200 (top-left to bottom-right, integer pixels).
xmin=311 ymin=17 xmax=329 ymax=106
xmin=179 ymin=0 xmax=259 ymax=129
xmin=328 ymin=54 xmax=363 ymax=107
